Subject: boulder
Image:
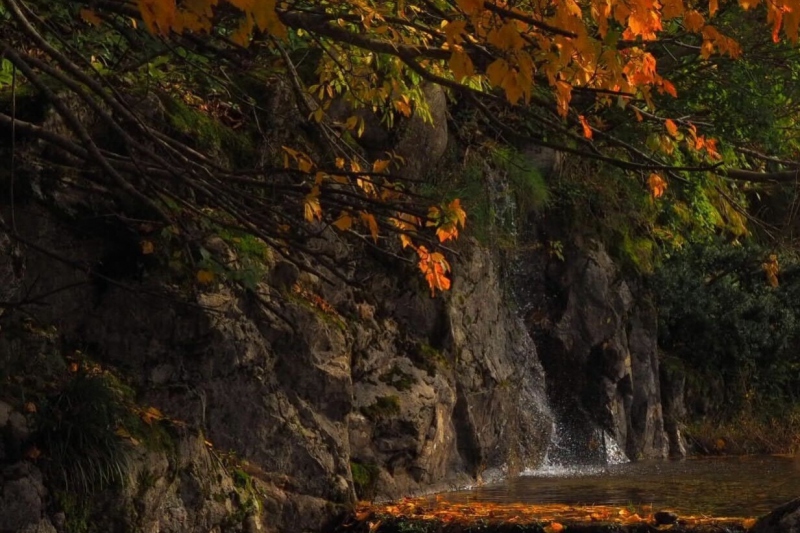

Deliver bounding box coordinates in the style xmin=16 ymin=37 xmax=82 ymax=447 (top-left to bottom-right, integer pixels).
xmin=753 ymin=498 xmax=800 ymax=533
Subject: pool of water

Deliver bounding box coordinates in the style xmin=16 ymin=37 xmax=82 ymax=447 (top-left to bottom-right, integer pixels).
xmin=435 ymin=455 xmax=800 ymax=517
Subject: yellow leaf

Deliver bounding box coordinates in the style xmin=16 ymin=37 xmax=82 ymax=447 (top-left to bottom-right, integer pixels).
xmin=449 ymin=49 xmax=474 ymax=82
xmin=141 ymin=240 xmax=155 ymax=255
xmin=80 ymin=8 xmax=103 ymax=26
xmin=252 ymin=0 xmax=287 ymax=37
xmin=743 ymin=518 xmax=758 ymax=529
xmin=196 ymin=269 xmax=215 ymax=285
xmin=345 ymin=115 xmax=360 ymax=130
xmin=486 ymin=58 xmax=509 ymax=88
xmin=304 ymin=191 xmax=323 ymax=222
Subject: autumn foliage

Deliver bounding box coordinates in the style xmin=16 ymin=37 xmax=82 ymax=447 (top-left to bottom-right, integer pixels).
xmin=3 ymin=0 xmax=800 ymax=294
xmin=113 ymin=0 xmax=797 ymax=292
xmin=350 ymin=498 xmax=757 ymax=531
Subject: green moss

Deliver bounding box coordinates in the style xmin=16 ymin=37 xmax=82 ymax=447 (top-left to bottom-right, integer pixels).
xmin=233 ymin=468 xmax=252 ymax=490
xmin=410 ymin=343 xmax=448 ymax=376
xmin=360 ymin=395 xmax=401 ymax=421
xmin=350 ymin=461 xmax=380 ymax=500
xmin=55 ymin=491 xmax=92 ymax=533
xmin=379 ymin=365 xmax=416 ymax=392
xmin=160 ymin=94 xmax=255 ymax=168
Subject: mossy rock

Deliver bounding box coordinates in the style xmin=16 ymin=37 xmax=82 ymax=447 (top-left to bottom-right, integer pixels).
xmin=350 ymin=461 xmax=380 ymax=500
xmin=158 ymin=93 xmax=256 ymax=168
xmin=379 ymin=365 xmax=416 ymax=392
xmin=361 ymin=396 xmax=401 ymax=421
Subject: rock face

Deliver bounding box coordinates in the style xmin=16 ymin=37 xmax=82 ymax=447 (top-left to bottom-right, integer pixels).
xmin=520 ymin=241 xmax=668 ymax=462
xmin=0 ymin=195 xmax=552 ymax=531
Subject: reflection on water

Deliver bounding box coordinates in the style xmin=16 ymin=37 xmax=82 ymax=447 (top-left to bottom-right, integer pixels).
xmin=437 ymin=455 xmax=799 ymax=517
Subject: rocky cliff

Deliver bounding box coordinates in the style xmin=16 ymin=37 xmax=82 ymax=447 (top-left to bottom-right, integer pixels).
xmin=0 ymin=79 xmax=682 ymax=533
xmin=0 ymin=192 xmax=553 ymax=532
xmin=515 ymin=237 xmax=673 ymax=463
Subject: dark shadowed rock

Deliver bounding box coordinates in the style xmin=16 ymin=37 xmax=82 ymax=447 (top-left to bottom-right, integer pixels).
xmin=521 ymin=241 xmax=668 ymax=462
xmin=753 ymin=499 xmax=800 ymax=533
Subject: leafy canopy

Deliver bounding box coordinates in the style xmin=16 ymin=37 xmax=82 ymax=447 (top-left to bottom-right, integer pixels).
xmin=3 ymin=0 xmax=800 ymax=294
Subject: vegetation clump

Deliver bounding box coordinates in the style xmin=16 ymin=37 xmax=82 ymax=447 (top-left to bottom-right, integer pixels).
xmin=361 ymin=396 xmax=401 ymax=421
xmin=350 ymin=461 xmax=380 ymax=501
xmin=379 ymin=366 xmax=416 ymax=392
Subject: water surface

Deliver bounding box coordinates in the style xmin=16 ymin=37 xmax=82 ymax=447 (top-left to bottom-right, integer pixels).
xmin=436 ymin=455 xmax=800 ymax=517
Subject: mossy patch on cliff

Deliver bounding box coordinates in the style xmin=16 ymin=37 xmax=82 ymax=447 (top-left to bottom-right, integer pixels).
xmin=380 ymin=365 xmax=416 ymax=392
xmin=361 ymin=396 xmax=401 ymax=421
xmin=350 ymin=461 xmax=380 ymax=500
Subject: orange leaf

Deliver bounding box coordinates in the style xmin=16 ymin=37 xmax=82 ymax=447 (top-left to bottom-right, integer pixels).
xmin=456 ymin=0 xmax=483 ymax=15
xmin=24 ymin=402 xmax=37 ymax=413
xmin=545 ymin=522 xmax=565 ymax=533
xmin=80 ymin=8 xmax=103 ymax=26
xmin=141 ymin=240 xmax=155 ymax=255
xmin=304 ymin=188 xmax=323 ymax=222
xmin=683 ymin=9 xmax=705 ymax=31
xmin=360 ymin=212 xmax=379 ymax=243
xmin=648 ymin=173 xmax=667 ymax=198
xmin=140 ymin=406 xmax=164 ymax=425
xmin=665 ymin=119 xmax=679 ymax=137
xmin=333 ymin=213 xmax=353 ymax=231
xmin=579 ymin=115 xmax=593 ymax=139
xmin=196 ymin=269 xmax=215 ymax=285
xmin=372 ymin=159 xmax=391 ymax=173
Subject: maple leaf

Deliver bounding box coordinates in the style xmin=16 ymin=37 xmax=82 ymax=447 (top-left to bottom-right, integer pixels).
xmin=449 ymin=49 xmax=475 ymax=82
xmin=683 ymin=10 xmax=706 ymax=31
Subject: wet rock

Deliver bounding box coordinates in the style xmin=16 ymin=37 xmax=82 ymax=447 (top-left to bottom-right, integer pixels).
xmin=522 ymin=241 xmax=668 ymax=462
xmin=753 ymin=498 xmax=800 ymax=533
xmin=654 ymin=511 xmax=679 ymax=525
